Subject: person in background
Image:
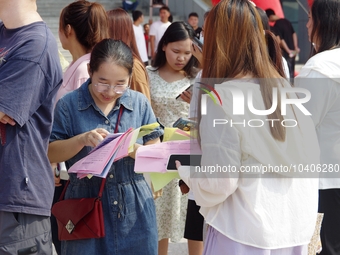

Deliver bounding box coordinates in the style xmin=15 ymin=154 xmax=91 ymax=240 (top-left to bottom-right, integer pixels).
xmin=177 ymin=0 xmax=319 ymax=254
xmin=0 ymin=0 xmax=63 ymax=254
xmin=52 ymin=2 xmax=109 ymax=254
xmin=122 ymin=0 xmax=139 ymax=12
xmin=147 ymin=21 xmax=199 ymax=255
xmin=149 ymin=6 xmax=171 ymax=61
xmin=266 ymin=8 xmax=300 ymax=79
xmin=133 ymin=10 xmax=149 ymax=66
xmin=144 ymin=23 xmax=151 ymax=60
xmin=107 ymin=8 xmax=151 ymax=101
xmin=48 ymin=39 xmax=163 ymax=255
xmin=255 ymin=6 xmax=289 ymax=79
xmin=295 ymin=0 xmax=340 ymax=254
xmin=56 ymin=1 xmax=108 ymax=102
xmin=187 ymin=12 xmax=202 ymax=39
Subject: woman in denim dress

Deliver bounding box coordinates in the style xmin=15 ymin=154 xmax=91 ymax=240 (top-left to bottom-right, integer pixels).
xmin=48 ymin=39 xmax=162 ymax=255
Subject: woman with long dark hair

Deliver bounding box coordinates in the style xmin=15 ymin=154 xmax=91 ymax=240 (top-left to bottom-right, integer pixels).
xmin=147 ymin=21 xmax=199 ymax=255
xmin=295 ymin=0 xmax=340 ymax=254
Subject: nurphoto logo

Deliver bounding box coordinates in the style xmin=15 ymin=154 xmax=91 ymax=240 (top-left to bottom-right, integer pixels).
xmin=200 ymin=82 xmax=311 ymax=128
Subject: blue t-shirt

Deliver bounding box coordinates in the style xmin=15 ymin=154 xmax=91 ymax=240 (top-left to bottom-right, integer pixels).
xmin=0 ymin=21 xmax=63 ymax=216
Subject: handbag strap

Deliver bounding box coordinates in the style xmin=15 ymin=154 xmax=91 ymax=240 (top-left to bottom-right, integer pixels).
xmin=58 ymin=105 xmax=125 ymax=201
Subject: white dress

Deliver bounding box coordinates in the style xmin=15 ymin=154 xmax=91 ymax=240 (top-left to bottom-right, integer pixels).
xmin=147 ymin=66 xmax=191 ymax=242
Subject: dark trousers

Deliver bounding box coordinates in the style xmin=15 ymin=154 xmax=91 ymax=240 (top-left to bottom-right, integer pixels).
xmin=319 ymin=189 xmax=340 ymax=255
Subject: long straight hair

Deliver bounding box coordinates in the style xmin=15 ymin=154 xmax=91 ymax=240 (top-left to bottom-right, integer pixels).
xmin=310 ymin=0 xmax=340 ymax=54
xmin=106 ymin=8 xmax=142 ymax=63
xmin=201 ymin=0 xmax=286 ymax=141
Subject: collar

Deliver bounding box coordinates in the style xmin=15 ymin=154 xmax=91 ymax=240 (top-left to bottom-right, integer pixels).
xmin=77 ymin=78 xmax=134 ymax=112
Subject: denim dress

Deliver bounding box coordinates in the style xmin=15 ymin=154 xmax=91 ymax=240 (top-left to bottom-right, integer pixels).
xmin=50 ymin=80 xmax=163 ymax=255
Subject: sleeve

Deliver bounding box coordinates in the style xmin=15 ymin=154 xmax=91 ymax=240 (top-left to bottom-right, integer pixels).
xmin=50 ymin=98 xmax=72 ymax=142
xmin=131 ymin=58 xmax=151 ymax=102
xmin=0 ymin=60 xmax=46 ymax=126
xmin=295 ymin=69 xmax=339 ymax=128
xmin=282 ymin=57 xmax=290 ymax=79
xmin=149 ymin=23 xmax=157 ymax=36
xmin=178 ymin=96 xmax=241 ymax=208
xmin=188 ymin=72 xmax=202 ymax=118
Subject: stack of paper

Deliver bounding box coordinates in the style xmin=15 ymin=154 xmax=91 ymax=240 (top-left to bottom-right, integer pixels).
xmin=134 ymin=128 xmax=201 ymax=191
xmin=68 ymin=128 xmax=134 ymax=179
xmin=67 ymin=122 xmax=161 ymax=179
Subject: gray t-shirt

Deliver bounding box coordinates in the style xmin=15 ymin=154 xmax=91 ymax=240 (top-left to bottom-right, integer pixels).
xmin=0 ymin=21 xmax=63 ymax=216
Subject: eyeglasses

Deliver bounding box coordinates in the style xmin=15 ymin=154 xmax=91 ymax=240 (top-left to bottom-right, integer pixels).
xmin=94 ymin=82 xmax=130 ymax=94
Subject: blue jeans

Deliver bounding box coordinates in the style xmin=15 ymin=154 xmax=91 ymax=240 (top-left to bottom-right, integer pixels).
xmin=123 ymin=1 xmax=139 ymax=11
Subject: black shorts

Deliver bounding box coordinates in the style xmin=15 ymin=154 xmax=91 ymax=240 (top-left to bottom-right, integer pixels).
xmin=184 ymin=199 xmax=204 ymax=241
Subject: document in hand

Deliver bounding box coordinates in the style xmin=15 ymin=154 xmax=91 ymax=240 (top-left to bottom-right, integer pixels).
xmin=134 ymin=139 xmax=201 ymax=173
xmin=68 ymin=128 xmax=134 ymax=179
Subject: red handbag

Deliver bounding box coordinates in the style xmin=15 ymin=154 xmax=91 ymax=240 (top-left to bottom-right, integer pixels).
xmin=51 ymin=179 xmax=106 ymax=240
xmin=51 ymin=106 xmax=124 ymax=241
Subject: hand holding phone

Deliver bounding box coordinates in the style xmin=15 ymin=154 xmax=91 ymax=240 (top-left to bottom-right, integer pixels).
xmin=166 ymin=154 xmax=202 ymax=171
xmin=176 ymin=84 xmax=193 ymax=102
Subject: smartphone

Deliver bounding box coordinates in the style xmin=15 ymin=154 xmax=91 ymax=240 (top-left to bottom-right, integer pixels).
xmin=176 ymin=84 xmax=193 ymax=101
xmin=173 ymin=117 xmax=197 ymax=131
xmin=166 ymin=154 xmax=202 ymax=171
xmin=192 ymin=37 xmax=203 ymax=52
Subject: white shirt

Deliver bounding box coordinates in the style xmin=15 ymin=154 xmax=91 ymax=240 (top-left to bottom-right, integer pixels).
xmin=295 ymin=48 xmax=340 ymax=190
xmin=149 ymin=20 xmax=171 ymax=53
xmin=179 ymin=80 xmax=320 ymax=249
xmin=133 ymin=24 xmax=148 ymax=63
xmin=282 ymin=57 xmax=290 ymax=79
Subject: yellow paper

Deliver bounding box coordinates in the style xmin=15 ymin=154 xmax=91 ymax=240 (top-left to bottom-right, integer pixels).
xmin=150 ymin=172 xmax=181 ymax=192
xmin=128 ymin=122 xmax=160 ymax=153
xmin=163 ymin=127 xmax=190 ymax=142
xmin=148 ymin=128 xmax=191 ymax=191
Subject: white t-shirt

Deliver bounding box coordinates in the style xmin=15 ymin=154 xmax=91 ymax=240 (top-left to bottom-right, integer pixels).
xmin=179 ymin=79 xmax=320 ymax=249
xmin=149 ymin=20 xmax=171 ymax=53
xmin=133 ymin=24 xmax=148 ymax=63
xmin=295 ymin=48 xmax=340 ymax=190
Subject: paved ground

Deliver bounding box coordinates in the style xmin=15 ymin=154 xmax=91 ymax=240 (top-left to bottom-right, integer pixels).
xmin=53 ymin=239 xmax=188 ymax=255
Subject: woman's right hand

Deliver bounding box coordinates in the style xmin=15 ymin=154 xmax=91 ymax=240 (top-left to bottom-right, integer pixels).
xmin=180 ymin=90 xmax=192 ymax=104
xmin=80 ymin=128 xmax=110 ymax=147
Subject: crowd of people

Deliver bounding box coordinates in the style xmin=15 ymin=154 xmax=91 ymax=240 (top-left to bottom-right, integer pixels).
xmin=1 ymin=0 xmax=340 ymax=255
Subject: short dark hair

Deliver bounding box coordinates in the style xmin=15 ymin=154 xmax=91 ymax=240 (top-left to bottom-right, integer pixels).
xmin=152 ymin=21 xmax=198 ymax=78
xmin=188 ymin=12 xmax=199 ymax=18
xmin=265 ymin=8 xmax=275 ymax=17
xmin=132 ymin=10 xmax=143 ymax=22
xmin=159 ymin=6 xmax=170 ymax=13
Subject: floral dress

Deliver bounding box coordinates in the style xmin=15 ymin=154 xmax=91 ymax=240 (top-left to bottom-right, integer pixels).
xmin=147 ymin=66 xmax=191 ymax=242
